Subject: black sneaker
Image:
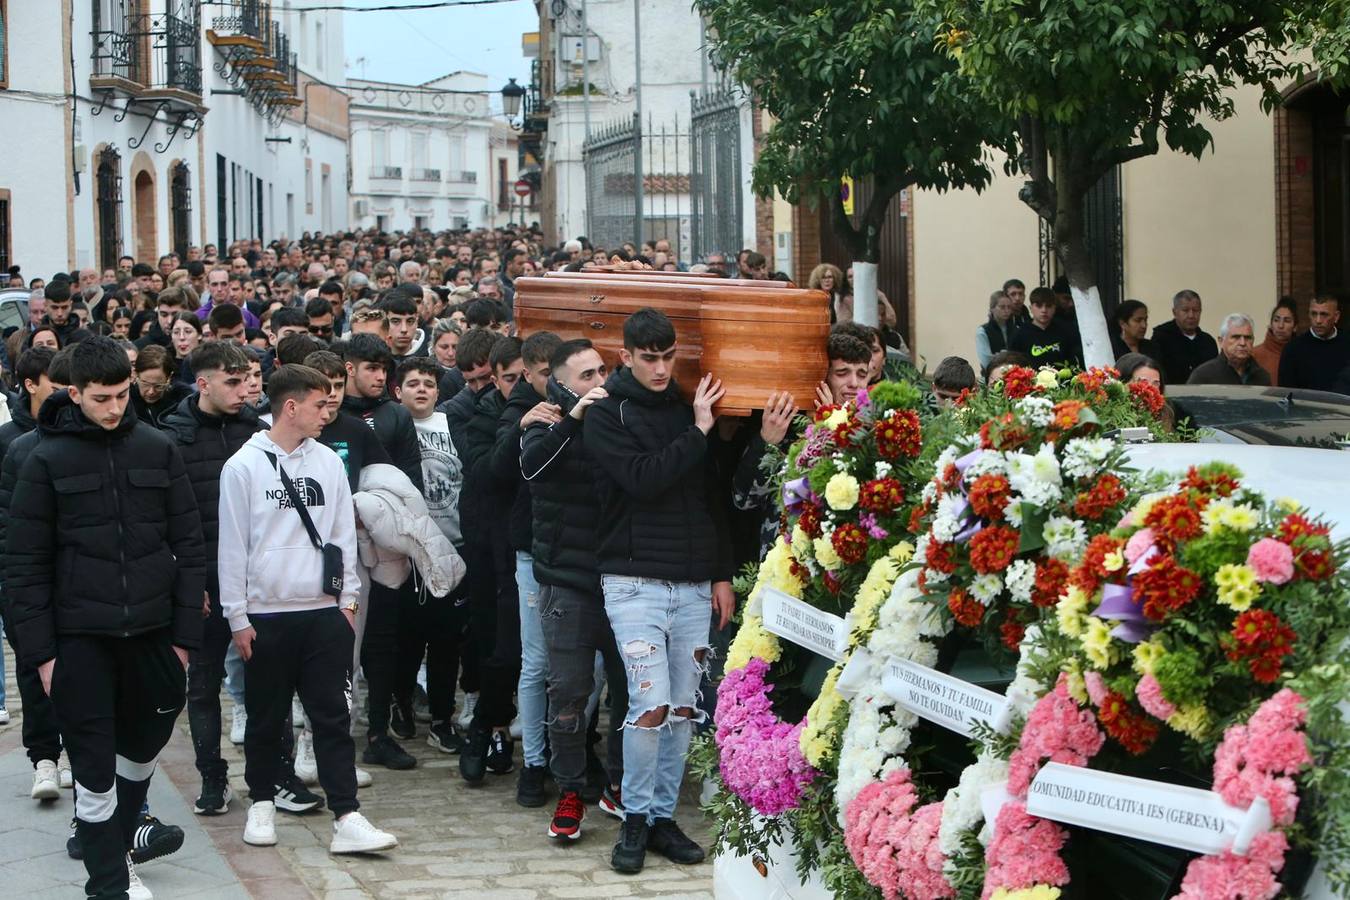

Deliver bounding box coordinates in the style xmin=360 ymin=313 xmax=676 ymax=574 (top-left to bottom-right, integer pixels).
xmin=516 ymin=764 xmax=548 ymax=807
xmin=66 ymin=818 xmax=81 ymax=860
xmin=194 ymin=774 xmax=233 ymax=816
xmin=598 ymin=784 xmax=625 ymax=821
xmin=485 ymin=730 xmax=515 ymax=775
xmin=611 ymin=813 xmax=648 ymax=874
xmin=130 ymin=814 xmax=185 ymax=864
xmin=390 ymin=701 xmax=416 ymax=740
xmin=273 ymin=775 xmax=325 ymax=813
xmin=427 ymin=721 xmax=464 ymax=754
xmin=580 ymin=747 xmax=605 ymax=804
xmin=459 ymin=724 xmax=489 ymax=785
xmin=647 ymin=817 xmax=705 ymax=865
xmin=363 ymin=735 xmax=417 ymax=771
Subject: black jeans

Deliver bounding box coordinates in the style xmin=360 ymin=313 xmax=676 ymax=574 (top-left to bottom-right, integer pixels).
xmin=1 ymin=607 xmax=62 ymax=766
xmin=464 ymin=539 xmax=520 ymax=731
xmin=51 ymin=629 xmax=185 ymax=900
xmin=243 ymin=608 xmax=358 ymax=818
xmin=394 ymin=583 xmax=470 ymax=725
xmin=540 ymin=583 xmax=626 ymax=793
xmin=186 ymin=598 xmax=232 ymax=779
xmin=361 ymin=574 xmax=417 ymax=739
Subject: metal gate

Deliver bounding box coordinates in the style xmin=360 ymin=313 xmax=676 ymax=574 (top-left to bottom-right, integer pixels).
xmin=171 ymin=162 xmax=192 ymax=258
xmin=690 ymin=89 xmax=742 ymax=266
xmin=96 ymin=147 xmax=123 ymax=271
xmin=1038 ymin=166 xmax=1123 ymax=314
xmin=583 ymin=116 xmax=640 ymax=251
xmin=581 ymin=113 xmax=694 ymax=259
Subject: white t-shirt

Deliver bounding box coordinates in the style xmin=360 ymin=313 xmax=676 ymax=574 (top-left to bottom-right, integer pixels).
xmin=413 ymin=411 xmax=463 ymax=547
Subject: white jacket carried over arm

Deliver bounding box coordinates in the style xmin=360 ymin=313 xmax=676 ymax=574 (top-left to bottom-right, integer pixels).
xmin=353 ymin=462 xmax=465 ymax=596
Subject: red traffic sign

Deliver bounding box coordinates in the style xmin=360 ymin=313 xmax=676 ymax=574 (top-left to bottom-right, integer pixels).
xmin=514 ymin=178 xmax=532 ymax=197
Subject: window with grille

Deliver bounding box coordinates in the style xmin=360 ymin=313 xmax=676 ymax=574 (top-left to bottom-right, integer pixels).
xmin=170 ymin=162 xmax=191 ymax=258
xmin=0 ymin=0 xmax=9 ymax=89
xmin=0 ymin=191 xmax=11 ymax=272
xmin=216 ymin=154 xmax=227 ymax=251
xmin=305 ymin=158 xmax=313 ymax=214
xmin=96 ymin=147 xmax=123 ymax=270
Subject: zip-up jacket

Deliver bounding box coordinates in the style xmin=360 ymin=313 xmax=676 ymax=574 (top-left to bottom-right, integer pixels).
xmin=0 ymin=390 xmax=37 ymax=472
xmin=131 ymin=380 xmax=194 ymax=429
xmin=5 ymin=394 xmax=206 ymax=667
xmin=491 ymin=377 xmax=545 ymax=553
xmin=582 ymin=367 xmax=732 ymax=583
xmin=340 ymin=393 xmax=424 ymax=493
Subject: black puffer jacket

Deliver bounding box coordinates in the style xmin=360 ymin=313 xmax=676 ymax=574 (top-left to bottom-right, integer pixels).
xmin=583 ymin=367 xmax=732 ymax=583
xmin=458 ymin=386 xmax=511 ymax=569
xmin=5 ymin=394 xmax=206 ymax=667
xmin=0 ymin=427 xmax=40 ymax=621
xmin=160 ymin=395 xmax=261 ymax=588
xmin=340 ymin=393 xmax=424 ymax=493
xmin=491 ymin=377 xmax=546 ymax=554
xmin=0 ymin=390 xmax=37 ymax=466
xmin=131 ymin=380 xmax=194 ymax=429
xmin=522 ymin=378 xmax=600 ymax=593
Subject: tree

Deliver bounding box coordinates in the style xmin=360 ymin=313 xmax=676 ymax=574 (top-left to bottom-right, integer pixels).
xmin=695 ymin=0 xmax=1009 ymax=326
xmin=919 ymin=0 xmax=1320 ymax=366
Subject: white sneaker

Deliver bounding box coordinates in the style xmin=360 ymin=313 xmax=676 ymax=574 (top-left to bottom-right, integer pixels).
xmin=291 ymin=697 xmax=305 ymax=729
xmin=294 ymin=730 xmax=318 ymax=786
xmin=31 ymin=760 xmax=60 ymax=800
xmin=243 ymin=801 xmax=278 ymax=846
xmin=456 ymin=693 xmax=478 ymax=730
xmin=126 ymin=854 xmax=152 ymax=900
xmin=354 ymin=766 xmax=373 ymax=789
xmin=58 ymin=752 xmax=72 ymax=789
xmin=0 ymin=707 xmax=10 ymax=725
xmin=230 ymin=705 xmax=247 ymax=745
xmin=330 ymin=811 xmax=397 ymax=854
xmin=508 ymin=716 xmax=523 ymax=740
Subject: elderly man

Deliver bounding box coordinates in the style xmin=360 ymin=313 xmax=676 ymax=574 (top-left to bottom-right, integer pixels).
xmin=1188 ymin=314 xmax=1269 ymax=386
xmin=1151 ymin=289 xmax=1218 ymax=385
xmin=397 ymin=260 xmax=422 ymax=285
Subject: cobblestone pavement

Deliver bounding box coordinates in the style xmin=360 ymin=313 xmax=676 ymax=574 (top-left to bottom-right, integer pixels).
xmin=0 ymin=643 xmax=716 ymax=899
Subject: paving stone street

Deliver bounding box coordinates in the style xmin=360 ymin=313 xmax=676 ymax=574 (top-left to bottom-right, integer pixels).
xmin=0 ymin=643 xmax=716 ymax=899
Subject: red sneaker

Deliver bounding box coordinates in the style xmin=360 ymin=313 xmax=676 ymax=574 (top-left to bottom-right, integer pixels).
xmin=548 ymin=790 xmax=585 ymax=841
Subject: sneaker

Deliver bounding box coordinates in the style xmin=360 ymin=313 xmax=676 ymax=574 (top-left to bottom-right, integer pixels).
xmin=610 ymin=813 xmax=649 ymax=874
xmin=548 ymin=790 xmax=585 ymax=841
xmin=647 ymin=817 xmax=705 ymax=865
xmin=274 ymin=775 xmax=324 ymax=814
xmin=330 ymin=811 xmax=398 ymax=855
xmin=230 ymin=705 xmax=247 ymax=745
xmin=456 ymin=692 xmax=478 ymax=729
xmin=58 ymin=752 xmax=73 ymax=789
xmin=516 ymin=764 xmax=548 ymax=808
xmin=66 ymin=818 xmax=81 ymax=860
xmin=459 ymin=724 xmax=489 ymax=785
xmin=427 ymin=721 xmax=464 ymax=754
xmin=126 ymin=855 xmax=152 ymax=900
xmin=31 ymin=760 xmax=59 ymax=800
xmin=243 ymin=801 xmax=278 ymax=846
xmin=194 ymin=775 xmax=232 ymax=816
xmin=0 ymin=708 xmax=9 ymax=725
xmin=291 ymin=696 xmax=305 ymax=729
xmin=354 ymin=766 xmax=373 ymax=789
xmin=508 ymin=716 xmax=523 ymax=739
xmin=131 ymin=815 xmax=185 ymax=864
xmin=413 ymin=684 xmax=432 ymax=723
xmin=389 ymin=701 xmax=416 ymax=740
xmin=598 ymin=785 xmax=625 ymax=821
xmin=294 ymin=730 xmax=318 ymax=785
xmin=362 ymin=735 xmax=416 ymax=770
xmin=486 ymin=730 xmax=515 ymax=775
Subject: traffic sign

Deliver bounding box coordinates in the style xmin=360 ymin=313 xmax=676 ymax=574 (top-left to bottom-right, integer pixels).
xmin=514 ymin=178 xmax=532 ymax=197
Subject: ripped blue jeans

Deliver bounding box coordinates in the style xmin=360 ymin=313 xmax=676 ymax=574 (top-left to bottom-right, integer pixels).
xmin=601 ymin=576 xmax=712 ymax=823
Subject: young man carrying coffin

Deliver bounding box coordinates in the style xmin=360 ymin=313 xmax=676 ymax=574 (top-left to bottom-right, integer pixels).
xmin=5 ymin=336 xmax=205 ymax=900
xmin=583 ymin=308 xmax=736 ymax=874
xmin=218 ymin=364 xmax=397 ymax=855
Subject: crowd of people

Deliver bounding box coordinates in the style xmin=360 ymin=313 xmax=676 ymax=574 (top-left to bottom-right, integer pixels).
xmin=0 ymin=228 xmax=912 ymax=900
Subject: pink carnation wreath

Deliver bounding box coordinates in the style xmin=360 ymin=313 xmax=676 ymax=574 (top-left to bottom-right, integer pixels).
xmin=843 ymin=768 xmax=954 ymax=900
xmin=715 ymin=657 xmax=817 ymax=816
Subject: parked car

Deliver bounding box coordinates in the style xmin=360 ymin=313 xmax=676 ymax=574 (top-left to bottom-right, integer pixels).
xmin=1165 ymin=384 xmax=1350 ymax=450
xmin=0 ymin=287 xmax=29 ymax=337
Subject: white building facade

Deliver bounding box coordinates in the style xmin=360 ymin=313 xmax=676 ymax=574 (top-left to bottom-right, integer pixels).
xmin=347 ymin=72 xmax=516 ymax=233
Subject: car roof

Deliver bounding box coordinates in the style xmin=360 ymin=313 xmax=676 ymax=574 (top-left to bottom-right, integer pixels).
xmin=1165 ymin=385 xmax=1350 ymax=449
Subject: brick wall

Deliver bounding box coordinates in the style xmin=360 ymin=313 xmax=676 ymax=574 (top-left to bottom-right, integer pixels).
xmin=750 ymin=103 xmax=773 ymax=259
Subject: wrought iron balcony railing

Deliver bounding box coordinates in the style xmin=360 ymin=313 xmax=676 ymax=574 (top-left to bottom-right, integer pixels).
xmin=371 ymin=166 xmax=403 ymax=179
xmin=91 ymin=3 xmax=202 ymax=100
xmin=412 ymin=168 xmax=442 ymax=182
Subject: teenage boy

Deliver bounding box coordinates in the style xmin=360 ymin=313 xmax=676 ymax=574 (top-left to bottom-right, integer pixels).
xmin=583 ymin=308 xmax=734 ymax=874
xmin=134 ymin=289 xmax=188 ymax=351
xmin=6 ymin=336 xmax=205 ymax=900
xmin=379 ymin=287 xmax=429 ymax=361
xmin=1010 ymin=287 xmax=1082 ymax=368
xmin=490 ymin=330 xmax=562 ymax=807
xmin=393 ymin=357 xmax=468 ymax=754
xmin=521 ymin=339 xmax=627 ymax=841
xmin=218 ymin=364 xmax=397 ymax=855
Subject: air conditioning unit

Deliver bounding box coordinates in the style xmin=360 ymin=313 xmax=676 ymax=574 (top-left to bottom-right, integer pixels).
xmin=353 ymin=200 xmax=369 ymax=216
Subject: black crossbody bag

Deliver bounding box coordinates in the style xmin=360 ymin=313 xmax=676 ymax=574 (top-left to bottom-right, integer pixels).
xmin=276 ymin=464 xmax=345 ymax=599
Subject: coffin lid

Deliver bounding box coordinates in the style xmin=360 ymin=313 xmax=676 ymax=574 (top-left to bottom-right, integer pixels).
xmin=515 ymin=274 xmax=828 ymax=325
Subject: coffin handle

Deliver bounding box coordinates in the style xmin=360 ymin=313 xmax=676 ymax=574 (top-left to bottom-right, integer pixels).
xmin=587 ymin=321 xmax=606 ymax=330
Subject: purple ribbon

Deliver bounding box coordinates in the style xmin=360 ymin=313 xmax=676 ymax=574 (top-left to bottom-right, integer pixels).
xmin=783 ymin=477 xmax=816 ymax=516
xmin=954 ymin=448 xmax=984 ymax=475
xmin=1092 ymin=581 xmax=1156 ymax=644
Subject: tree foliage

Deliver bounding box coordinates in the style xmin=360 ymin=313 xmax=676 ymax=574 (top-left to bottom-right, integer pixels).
xmin=694 ymin=0 xmax=1010 ymax=261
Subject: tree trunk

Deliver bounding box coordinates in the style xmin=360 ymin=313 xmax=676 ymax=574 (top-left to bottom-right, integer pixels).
xmin=829 ymin=179 xmax=897 ymax=328
xmin=1054 ymin=174 xmax=1114 ymax=369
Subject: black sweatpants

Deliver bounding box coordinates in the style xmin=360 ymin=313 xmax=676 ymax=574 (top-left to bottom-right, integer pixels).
xmin=243 ymin=608 xmax=358 ymax=818
xmin=361 ymin=573 xmax=417 ymax=739
xmin=51 ymin=628 xmax=185 ymax=900
xmin=464 ymin=539 xmax=520 ymax=731
xmin=1 ymin=607 xmax=63 ymax=766
xmin=187 ymin=597 xmax=232 ymax=779
xmin=393 ymin=583 xmax=470 ymax=726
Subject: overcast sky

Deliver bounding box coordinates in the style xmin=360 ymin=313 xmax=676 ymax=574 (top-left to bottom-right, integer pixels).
xmin=343 ymin=1 xmax=537 ymax=109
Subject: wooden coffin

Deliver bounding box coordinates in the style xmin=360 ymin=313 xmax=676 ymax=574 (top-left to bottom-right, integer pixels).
xmin=543 ymin=269 xmax=795 ymax=288
xmin=514 ymin=274 xmax=830 ymax=416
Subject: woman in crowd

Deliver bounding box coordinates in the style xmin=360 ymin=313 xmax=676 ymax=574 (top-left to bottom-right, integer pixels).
xmin=130 ymin=344 xmax=192 ymax=427
xmin=1253 ymin=297 xmax=1296 ymax=385
xmin=431 ymin=319 xmax=461 ymax=370
xmin=1110 ymin=299 xmax=1158 ymax=361
xmin=169 ymin=311 xmax=202 ymax=387
xmin=808 ymin=263 xmax=847 ymax=321
xmin=975 ymin=290 xmax=1018 ymax=372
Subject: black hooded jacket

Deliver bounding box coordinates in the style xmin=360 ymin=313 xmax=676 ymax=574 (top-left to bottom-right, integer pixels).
xmin=0 ymin=389 xmax=38 ymax=466
xmin=131 ymin=380 xmax=194 ymax=430
xmin=582 ymin=367 xmax=732 ymax=583
xmin=522 ymin=378 xmax=601 ymax=593
xmin=160 ymin=395 xmax=262 ymax=591
xmin=491 ymin=377 xmax=546 ymax=554
xmin=4 ymin=394 xmax=206 ymax=667
xmin=453 ymin=384 xmax=510 ymax=561
xmin=340 ymin=393 xmax=424 ymax=493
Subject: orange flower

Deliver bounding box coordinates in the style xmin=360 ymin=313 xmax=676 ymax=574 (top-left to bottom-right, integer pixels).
xmin=948 ymin=588 xmax=985 ymax=627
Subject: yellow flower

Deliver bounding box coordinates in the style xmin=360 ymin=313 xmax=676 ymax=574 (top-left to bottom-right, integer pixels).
xmin=823 ymin=407 xmax=850 ymax=430
xmin=824 ymin=473 xmax=860 ymax=511
xmin=1132 ymin=639 xmax=1166 ymax=677
xmin=1215 ymin=563 xmax=1261 ymax=612
xmin=1034 ymin=368 xmax=1060 ymax=389
xmin=814 ymin=536 xmax=841 ymax=570
xmin=1081 ymin=616 xmax=1118 ymax=670
xmin=1131 ymin=495 xmax=1160 ymax=525
xmin=790 ymin=525 xmax=813 ymax=562
xmin=1275 ymin=497 xmax=1300 ymax=515
xmin=748 ymin=538 xmax=805 ymax=612
xmin=888 ymin=540 xmax=915 ymax=564
xmin=1103 ymin=550 xmax=1125 ymax=573
xmin=1221 ymin=503 xmax=1259 ymax=533
xmin=1056 ymin=585 xmax=1091 ymax=638
xmin=849 ymin=556 xmax=901 ymax=641
xmin=799 ymin=664 xmax=845 ymax=766
xmin=1064 ymin=660 xmax=1088 ymax=705
xmin=725 ymin=616 xmax=781 ymax=672
xmin=992 ymin=887 xmax=1062 ymax=900
xmin=1167 ymin=704 xmax=1211 ymax=742
xmin=1201 ymin=500 xmax=1232 ymax=536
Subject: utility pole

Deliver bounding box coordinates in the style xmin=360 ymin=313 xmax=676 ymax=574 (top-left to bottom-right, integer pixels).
xmin=633 ymin=0 xmax=644 ymax=246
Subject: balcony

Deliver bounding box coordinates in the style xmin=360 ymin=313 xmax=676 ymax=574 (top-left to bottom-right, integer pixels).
xmin=206 ymin=1 xmax=301 ymax=118
xmin=446 ymin=170 xmax=478 ymax=197
xmin=411 ymin=168 xmax=442 ymax=182
xmin=369 ymin=166 xmax=403 ymax=195
xmin=91 ymin=1 xmax=203 ymax=110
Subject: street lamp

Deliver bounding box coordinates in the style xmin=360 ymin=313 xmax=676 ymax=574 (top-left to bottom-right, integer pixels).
xmin=501 ymin=78 xmax=526 ymax=120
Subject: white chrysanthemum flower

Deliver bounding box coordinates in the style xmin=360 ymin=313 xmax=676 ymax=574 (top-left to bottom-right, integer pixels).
xmin=938 ymin=752 xmax=1011 ymax=858
xmin=969 ymin=573 xmax=1003 ymax=606
xmin=965 ymin=450 xmax=1008 ymax=478
xmin=874 ymin=460 xmax=893 ymax=479
xmin=1004 ymin=498 xmax=1023 ymax=528
xmin=1016 ymin=395 xmax=1055 ymax=427
xmin=1005 ymin=559 xmax=1036 ymax=603
xmin=1062 ymin=437 xmax=1113 ymax=480
xmin=1043 ymin=515 xmax=1088 ymax=562
xmin=935 ymin=445 xmax=961 ymax=473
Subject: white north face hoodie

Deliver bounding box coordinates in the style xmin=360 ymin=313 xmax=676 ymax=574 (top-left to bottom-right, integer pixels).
xmin=217 ymin=431 xmax=361 ymax=633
